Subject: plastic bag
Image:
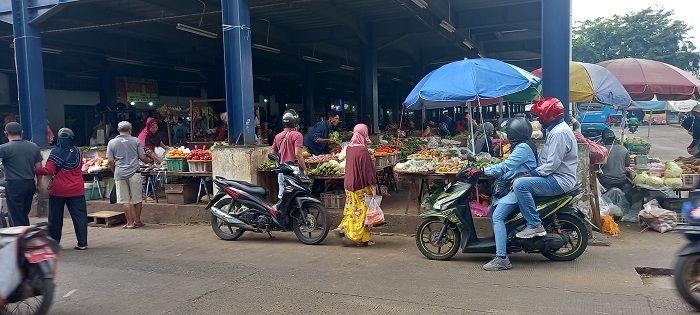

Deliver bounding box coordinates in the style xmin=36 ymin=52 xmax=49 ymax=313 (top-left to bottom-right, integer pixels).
xmin=363 ymin=196 xmax=385 ymax=227
xmin=639 ymin=199 xmax=677 ymax=233
xmin=0 ymin=237 xmax=21 ymax=304
xmin=585 ymin=138 xmax=609 ymax=165
xmin=602 ymin=188 xmax=629 ymax=218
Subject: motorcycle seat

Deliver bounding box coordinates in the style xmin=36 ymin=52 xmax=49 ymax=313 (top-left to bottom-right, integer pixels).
xmin=226 ymin=180 xmax=268 ymax=197
xmin=533 ymin=185 xmax=582 ymax=204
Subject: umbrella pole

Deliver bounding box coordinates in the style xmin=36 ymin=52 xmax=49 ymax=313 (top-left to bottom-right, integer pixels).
xmin=469 ymin=102 xmax=475 ymax=152
xmin=647 ymin=110 xmax=652 ymax=140
xmin=479 ymin=101 xmax=490 ymax=154
xmin=620 ymin=108 xmax=626 ymax=142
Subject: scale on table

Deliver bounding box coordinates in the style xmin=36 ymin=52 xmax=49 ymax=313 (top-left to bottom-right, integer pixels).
xmin=635 ymin=155 xmax=649 ymax=170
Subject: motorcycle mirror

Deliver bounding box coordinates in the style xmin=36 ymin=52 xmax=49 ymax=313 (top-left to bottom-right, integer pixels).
xmin=268 ymin=153 xmax=280 ymax=163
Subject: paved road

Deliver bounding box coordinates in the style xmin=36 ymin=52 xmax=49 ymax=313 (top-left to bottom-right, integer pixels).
xmin=617 ymin=124 xmax=688 ymax=161
xmin=44 ymin=220 xmax=691 ymax=315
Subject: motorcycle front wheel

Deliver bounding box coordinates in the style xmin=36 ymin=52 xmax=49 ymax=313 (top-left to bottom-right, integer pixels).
xmin=210 ymin=198 xmax=245 ymax=241
xmin=293 ymin=203 xmax=330 ymax=245
xmin=541 ymin=213 xmax=588 ymax=261
xmin=674 ymin=254 xmax=700 ymax=310
xmin=415 ymin=217 xmax=461 ymax=260
xmin=0 ymin=267 xmax=55 ymax=315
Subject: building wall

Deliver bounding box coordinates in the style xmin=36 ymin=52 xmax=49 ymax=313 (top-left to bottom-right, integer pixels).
xmin=0 ymin=74 xmax=9 ymax=105
xmin=45 ymin=89 xmax=100 ymax=129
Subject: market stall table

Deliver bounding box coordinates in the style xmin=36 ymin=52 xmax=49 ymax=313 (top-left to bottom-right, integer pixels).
xmin=142 ymin=171 xmax=213 ymax=203
xmin=398 ymin=172 xmax=459 ymax=214
xmin=82 ymin=169 xmax=112 ymax=199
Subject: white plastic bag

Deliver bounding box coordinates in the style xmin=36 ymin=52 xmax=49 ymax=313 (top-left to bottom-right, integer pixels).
xmin=0 ymin=237 xmax=21 ymax=304
xmin=363 ymin=195 xmax=385 ymax=227
xmin=639 ymin=199 xmax=677 ymax=233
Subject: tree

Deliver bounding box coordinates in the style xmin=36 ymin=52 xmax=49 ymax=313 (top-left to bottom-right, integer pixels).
xmin=572 ymin=8 xmax=700 ymax=73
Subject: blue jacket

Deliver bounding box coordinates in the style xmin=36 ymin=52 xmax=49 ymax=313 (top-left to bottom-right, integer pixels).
xmin=303 ymin=120 xmax=331 ymax=155
xmin=484 ymin=142 xmax=538 ymax=204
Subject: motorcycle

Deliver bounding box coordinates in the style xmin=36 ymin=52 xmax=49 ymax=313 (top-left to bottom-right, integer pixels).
xmin=415 ymin=169 xmax=590 ymax=261
xmin=205 ymin=154 xmax=330 ymax=245
xmin=0 ymin=223 xmax=59 ymax=315
xmin=627 ymin=117 xmax=639 ymax=133
xmin=673 ymin=195 xmax=700 ymax=310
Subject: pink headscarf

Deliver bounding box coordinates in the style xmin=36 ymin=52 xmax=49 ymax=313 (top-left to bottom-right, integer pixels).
xmin=349 ymin=124 xmax=371 ymax=147
xmin=138 ymin=117 xmax=157 ymax=146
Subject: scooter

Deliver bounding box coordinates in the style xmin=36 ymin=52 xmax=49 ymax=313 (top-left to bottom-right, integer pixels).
xmin=205 ymin=154 xmax=330 ymax=245
xmin=0 ymin=223 xmax=59 ymax=315
xmin=673 ymin=194 xmax=700 ymax=310
xmin=415 ymin=168 xmax=590 ymax=261
xmin=627 ymin=117 xmax=639 ymax=133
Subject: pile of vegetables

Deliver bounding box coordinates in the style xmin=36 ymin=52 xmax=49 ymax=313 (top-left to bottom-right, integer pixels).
xmin=663 ymin=161 xmax=683 ymax=188
xmin=305 ymin=154 xmax=335 ymax=164
xmin=399 ymin=138 xmax=425 ymax=158
xmin=373 ymin=146 xmax=397 ymax=156
xmin=186 ymin=146 xmax=212 ymax=161
xmin=258 ymin=159 xmax=276 ymax=171
xmin=623 ymin=137 xmax=651 ymax=154
xmin=165 ymin=148 xmax=189 ymax=159
xmin=674 ymin=156 xmax=700 ymax=174
xmin=82 ymin=157 xmax=109 ymax=173
xmin=308 ymin=160 xmax=343 ymax=176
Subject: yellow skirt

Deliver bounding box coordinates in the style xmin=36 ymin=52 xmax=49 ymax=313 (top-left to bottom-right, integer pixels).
xmin=337 ymin=186 xmax=373 ymax=243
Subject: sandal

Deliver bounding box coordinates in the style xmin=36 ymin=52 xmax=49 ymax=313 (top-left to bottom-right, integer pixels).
xmin=334 ymin=229 xmax=345 ymax=239
xmin=123 ymin=225 xmax=136 ymax=229
xmin=74 ymin=246 xmax=88 ymax=250
xmin=134 ymin=222 xmax=146 ymax=228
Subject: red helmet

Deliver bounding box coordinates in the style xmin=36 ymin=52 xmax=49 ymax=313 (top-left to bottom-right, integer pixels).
xmin=531 ymin=97 xmax=564 ymax=126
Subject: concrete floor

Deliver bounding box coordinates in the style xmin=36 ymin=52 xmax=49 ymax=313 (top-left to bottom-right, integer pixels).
xmin=41 ymin=220 xmax=691 ymax=315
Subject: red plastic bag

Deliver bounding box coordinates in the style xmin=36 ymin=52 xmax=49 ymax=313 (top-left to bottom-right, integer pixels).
xmin=363 ymin=196 xmax=385 ymax=227
xmin=585 ymin=139 xmax=609 ymax=165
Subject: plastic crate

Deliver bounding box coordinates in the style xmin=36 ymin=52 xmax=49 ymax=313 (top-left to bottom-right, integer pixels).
xmin=187 ymin=160 xmax=212 ymax=173
xmin=165 ymin=158 xmax=188 ymax=172
xmin=320 ymin=190 xmax=346 ymax=209
xmin=682 ymin=174 xmax=700 ymax=188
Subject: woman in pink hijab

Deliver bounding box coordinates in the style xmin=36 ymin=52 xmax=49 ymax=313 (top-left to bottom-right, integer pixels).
xmin=336 ymin=124 xmax=377 ymax=246
xmin=138 ymin=117 xmax=167 ymax=163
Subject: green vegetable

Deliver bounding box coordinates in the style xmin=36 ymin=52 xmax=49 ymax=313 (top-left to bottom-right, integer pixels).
xmin=665 ymin=161 xmax=683 ymax=178
xmin=258 ymin=159 xmax=276 ymax=171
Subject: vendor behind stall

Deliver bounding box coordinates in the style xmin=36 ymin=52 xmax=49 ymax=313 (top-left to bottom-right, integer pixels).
xmin=682 ymin=105 xmax=700 ymax=157
xmin=598 ymin=128 xmax=631 ymax=191
xmin=303 ymin=114 xmax=340 ymax=155
xmin=215 ymin=112 xmax=228 ymax=141
xmin=138 ymin=117 xmax=168 ymax=163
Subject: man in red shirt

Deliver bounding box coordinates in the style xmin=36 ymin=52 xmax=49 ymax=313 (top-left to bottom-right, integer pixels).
xmin=271 ymin=110 xmax=307 ymax=199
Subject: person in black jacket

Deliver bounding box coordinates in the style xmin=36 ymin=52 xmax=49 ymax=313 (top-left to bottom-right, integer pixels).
xmin=682 ymin=106 xmax=700 ymax=157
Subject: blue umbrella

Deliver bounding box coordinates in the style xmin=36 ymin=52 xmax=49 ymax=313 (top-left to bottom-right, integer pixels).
xmin=403 ymin=58 xmax=541 ymax=110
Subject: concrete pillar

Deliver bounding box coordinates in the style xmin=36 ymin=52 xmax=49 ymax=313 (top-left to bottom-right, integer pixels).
xmin=361 ymin=26 xmax=379 ymax=133
xmin=211 ymin=146 xmax=271 ymax=192
xmin=541 ymin=0 xmax=572 ymax=118
xmin=221 ymin=0 xmax=256 ymax=144
xmin=10 ymin=0 xmax=49 ymax=146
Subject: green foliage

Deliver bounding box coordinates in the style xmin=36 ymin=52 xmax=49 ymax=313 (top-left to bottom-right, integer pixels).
xmin=572 ymin=8 xmax=700 ymax=73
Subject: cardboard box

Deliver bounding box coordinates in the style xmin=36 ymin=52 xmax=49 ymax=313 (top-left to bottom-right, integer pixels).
xmin=165 ymin=183 xmax=198 ymax=204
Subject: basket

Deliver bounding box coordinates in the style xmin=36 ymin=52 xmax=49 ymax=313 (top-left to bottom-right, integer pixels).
xmin=187 ymin=160 xmax=212 ymax=173
xmin=320 ymin=190 xmax=346 ymax=209
xmin=682 ymin=174 xmax=700 ymax=188
xmin=165 ymin=158 xmax=188 ymax=172
xmin=624 ymin=143 xmax=651 ymax=155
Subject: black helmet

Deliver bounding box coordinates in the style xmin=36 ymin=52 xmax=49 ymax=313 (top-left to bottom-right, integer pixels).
xmin=282 ymin=109 xmax=299 ymax=128
xmin=505 ymin=117 xmax=532 ymax=143
xmin=602 ymin=128 xmax=616 ymax=144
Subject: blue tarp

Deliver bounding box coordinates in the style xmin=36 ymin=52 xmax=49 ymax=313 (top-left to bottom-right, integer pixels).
xmin=633 ymin=100 xmax=667 ymax=111
xmin=403 ymin=58 xmax=541 ymax=110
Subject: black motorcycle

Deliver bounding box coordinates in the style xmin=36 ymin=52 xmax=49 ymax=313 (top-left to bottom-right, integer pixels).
xmin=205 ymin=154 xmax=330 ymax=245
xmin=0 ymin=223 xmax=59 ymax=315
xmin=416 ymin=169 xmax=590 ymax=261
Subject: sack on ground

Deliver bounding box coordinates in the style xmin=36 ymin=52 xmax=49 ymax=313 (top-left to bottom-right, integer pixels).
xmin=639 ymin=199 xmax=677 ymax=233
xmin=363 ymin=195 xmax=385 ymax=227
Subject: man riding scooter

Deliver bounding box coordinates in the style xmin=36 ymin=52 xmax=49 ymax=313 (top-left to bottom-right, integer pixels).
xmin=514 ymin=97 xmax=578 ymax=239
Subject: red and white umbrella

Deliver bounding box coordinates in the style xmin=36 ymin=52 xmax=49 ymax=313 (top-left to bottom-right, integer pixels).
xmin=598 ymin=58 xmax=700 ymax=101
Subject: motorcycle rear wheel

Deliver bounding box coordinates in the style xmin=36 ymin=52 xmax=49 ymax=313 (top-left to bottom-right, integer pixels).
xmin=1 ymin=268 xmax=54 ymax=315
xmin=674 ymin=254 xmax=700 ymax=310
xmin=540 ymin=213 xmax=588 ymax=261
xmin=210 ymin=198 xmax=245 ymax=241
xmin=293 ymin=203 xmax=330 ymax=245
xmin=415 ymin=217 xmax=460 ymax=261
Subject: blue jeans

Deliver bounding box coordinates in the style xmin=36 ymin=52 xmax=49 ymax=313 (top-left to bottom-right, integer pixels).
xmin=513 ymin=176 xmax=565 ymax=228
xmin=492 ymin=202 xmax=517 ymax=257
xmin=277 ymin=173 xmax=285 ymax=199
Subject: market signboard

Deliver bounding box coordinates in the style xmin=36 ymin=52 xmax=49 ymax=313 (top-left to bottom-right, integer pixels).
xmin=116 ymin=77 xmax=159 ymax=103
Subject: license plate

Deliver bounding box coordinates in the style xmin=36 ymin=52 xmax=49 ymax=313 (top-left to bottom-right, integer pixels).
xmin=25 ymin=248 xmax=56 ymax=264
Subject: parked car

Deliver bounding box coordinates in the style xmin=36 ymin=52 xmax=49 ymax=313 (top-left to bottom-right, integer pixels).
xmin=577 ymin=103 xmax=613 ymax=137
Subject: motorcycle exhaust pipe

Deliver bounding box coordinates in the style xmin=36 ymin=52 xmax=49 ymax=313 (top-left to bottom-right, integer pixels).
xmin=210 ymin=207 xmax=257 ymax=231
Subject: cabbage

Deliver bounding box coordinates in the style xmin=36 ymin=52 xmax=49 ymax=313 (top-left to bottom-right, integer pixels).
xmin=665 ymin=161 xmax=683 ymax=178
xmin=646 ymin=176 xmax=664 ymax=187
xmin=633 ymin=172 xmax=649 ymax=185
xmin=664 ymin=177 xmax=683 ymax=188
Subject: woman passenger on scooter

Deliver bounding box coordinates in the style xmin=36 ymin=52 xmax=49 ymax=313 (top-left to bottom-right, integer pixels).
xmin=479 ymin=117 xmax=538 ymax=271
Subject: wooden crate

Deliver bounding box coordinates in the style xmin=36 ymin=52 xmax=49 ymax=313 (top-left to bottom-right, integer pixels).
xmin=87 ymin=211 xmax=125 ymax=228
xmin=320 ymin=191 xmax=346 ymax=209
xmin=165 ymin=183 xmax=198 ymax=204
xmin=682 ymin=174 xmax=700 ymax=188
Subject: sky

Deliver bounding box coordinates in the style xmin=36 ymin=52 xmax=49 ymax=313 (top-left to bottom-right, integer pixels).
xmin=572 ymin=0 xmax=700 ymax=46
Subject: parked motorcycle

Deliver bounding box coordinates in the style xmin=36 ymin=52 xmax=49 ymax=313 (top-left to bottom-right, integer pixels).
xmin=205 ymin=154 xmax=330 ymax=245
xmin=0 ymin=223 xmax=59 ymax=315
xmin=627 ymin=117 xmax=639 ymax=133
xmin=415 ymin=169 xmax=590 ymax=261
xmin=673 ymin=196 xmax=700 ymax=310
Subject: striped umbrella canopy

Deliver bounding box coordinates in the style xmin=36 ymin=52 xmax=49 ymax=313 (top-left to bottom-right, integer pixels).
xmin=532 ymin=62 xmax=632 ymax=106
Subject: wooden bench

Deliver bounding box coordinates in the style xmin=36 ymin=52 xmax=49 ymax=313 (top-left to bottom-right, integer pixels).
xmin=87 ymin=211 xmax=125 ymax=228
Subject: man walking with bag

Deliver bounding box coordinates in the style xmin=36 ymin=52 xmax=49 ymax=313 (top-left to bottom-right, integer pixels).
xmin=107 ymin=122 xmax=152 ymax=229
xmin=0 ymin=122 xmax=43 ymax=226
